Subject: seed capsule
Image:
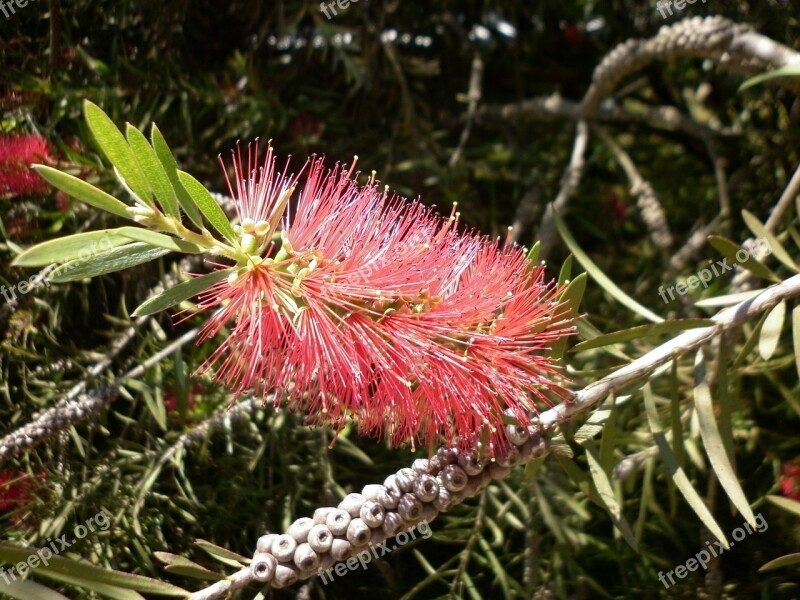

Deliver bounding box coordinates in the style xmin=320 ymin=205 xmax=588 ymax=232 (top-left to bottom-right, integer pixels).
xmin=326 ymin=508 xmax=351 ymax=535
xmin=362 ymin=484 xmax=399 ymax=510
xmin=250 ymin=552 xmax=277 ymax=582
xmin=435 ymin=447 xmax=459 ymax=466
xmin=338 ymin=492 xmax=367 ymax=517
xmin=412 ymin=458 xmax=431 ymax=474
xmin=458 ymin=453 xmax=485 ymax=476
xmin=331 ymin=538 xmax=353 ymax=561
xmin=346 ymin=518 xmax=371 ymax=547
xmin=318 ymin=552 xmax=334 ymax=571
xmin=313 ymin=506 xmax=335 ymax=524
xmin=272 ymin=564 xmax=299 ymax=588
xmin=256 ymin=533 xmax=277 ymax=554
xmin=433 ymin=486 xmax=453 ymax=512
xmin=439 ymin=464 xmax=468 ymax=492
xmin=360 ymin=500 xmax=386 ymax=528
xmin=488 ymin=462 xmax=512 ymax=480
xmin=496 ymin=445 xmax=520 ymax=468
xmin=294 ymin=542 xmax=319 ymax=572
xmin=505 ymin=423 xmax=530 ymax=446
xmin=395 ymin=468 xmax=418 ymax=493
xmin=287 ymin=517 xmax=315 ymax=543
xmin=383 ymin=473 xmax=402 ymax=495
xmin=307 ymin=524 xmax=334 ymax=553
xmin=422 ymin=504 xmax=439 ymax=524
xmin=382 ymin=511 xmax=404 ymax=536
xmin=397 ymin=493 xmax=423 ymax=522
xmin=271 ymin=534 xmax=297 ymax=562
xmin=520 ymin=433 xmax=549 ymax=460
xmin=413 ymin=474 xmax=439 ymax=502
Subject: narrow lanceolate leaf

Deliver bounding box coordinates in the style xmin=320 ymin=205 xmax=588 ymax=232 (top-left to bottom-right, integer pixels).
xmin=739 ymin=63 xmax=800 ymax=91
xmin=49 ymin=243 xmax=171 ymax=282
xmin=132 ymin=269 xmax=232 ymax=317
xmin=0 ymin=542 xmax=189 ymax=597
xmin=759 ymin=553 xmax=800 ymax=572
xmin=793 ymin=305 xmax=800 ymax=381
xmin=643 ymin=383 xmax=729 ymax=547
xmin=585 ymin=441 xmax=638 ymax=551
xmin=759 ymin=301 xmax=786 ymax=360
xmin=554 ymin=209 xmax=664 ymax=323
xmin=154 ymin=553 xmax=226 ymax=582
xmin=151 ymin=124 xmax=203 ymax=228
xmin=126 ymin=125 xmax=180 ymax=219
xmin=572 ymin=319 xmax=712 ymax=353
xmin=83 ymin=100 xmax=153 ymax=206
xmin=766 ymin=494 xmax=800 ymax=517
xmin=12 ymin=230 xmax=131 ymax=267
xmin=741 ymin=209 xmax=798 ymax=272
xmin=177 ymin=170 xmax=237 ymax=243
xmin=526 ymin=240 xmax=541 ymax=265
xmin=194 ymin=539 xmax=250 ymax=568
xmin=694 ymin=289 xmax=765 ymax=308
xmin=693 ymin=350 xmax=756 ymax=527
xmin=117 ymin=227 xmax=203 ymax=254
xmin=547 ymin=272 xmax=587 ymax=359
xmin=0 ymin=579 xmax=71 ymax=600
xmin=707 ymin=236 xmax=780 ymax=282
xmin=32 ymin=165 xmax=131 ymax=219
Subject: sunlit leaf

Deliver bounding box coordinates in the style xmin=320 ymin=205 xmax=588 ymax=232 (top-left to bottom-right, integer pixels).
xmin=739 ymin=63 xmax=800 ymax=91
xmin=132 ymin=269 xmax=232 ymax=317
xmin=693 ymin=350 xmax=756 ymax=526
xmin=708 ymin=236 xmax=780 ymax=282
xmin=126 ymin=125 xmax=180 ymax=219
xmin=49 ymin=243 xmax=171 ymax=282
xmin=154 ymin=553 xmax=226 ymax=582
xmin=572 ymin=319 xmax=712 ymax=352
xmin=585 ymin=441 xmax=638 ymax=551
xmin=758 ymin=553 xmax=800 ymax=572
xmin=177 ymin=170 xmax=237 ymax=244
xmin=741 ymin=209 xmax=798 ymax=272
xmin=32 ymin=165 xmax=131 ymax=219
xmin=766 ymin=494 xmax=800 ymax=517
xmin=0 ymin=579 xmax=70 ymax=600
xmin=643 ymin=384 xmax=728 ymax=547
xmin=194 ymin=540 xmax=249 ymax=568
xmin=12 ymin=230 xmax=131 ymax=267
xmin=554 ymin=209 xmax=663 ymax=323
xmin=117 ymin=227 xmax=203 ymax=254
xmin=151 ymin=124 xmax=203 ymax=228
xmin=758 ymin=301 xmax=786 ymax=360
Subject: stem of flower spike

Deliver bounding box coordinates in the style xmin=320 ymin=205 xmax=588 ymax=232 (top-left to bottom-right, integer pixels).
xmin=186 ymin=272 xmax=800 ymax=600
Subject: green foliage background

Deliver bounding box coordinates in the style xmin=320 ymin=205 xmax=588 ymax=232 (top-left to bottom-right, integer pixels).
xmin=2 ymin=1 xmax=800 ymax=598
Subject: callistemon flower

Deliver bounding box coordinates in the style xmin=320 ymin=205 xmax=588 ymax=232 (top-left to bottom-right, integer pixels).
xmin=0 ymin=134 xmax=53 ymax=196
xmin=196 ymin=143 xmax=574 ymax=453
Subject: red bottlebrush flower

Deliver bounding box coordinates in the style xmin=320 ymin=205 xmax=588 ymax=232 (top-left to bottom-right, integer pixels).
xmin=195 ymin=143 xmax=574 ymax=453
xmin=0 ymin=134 xmax=54 ymax=197
xmin=0 ymin=470 xmax=44 ymax=513
xmin=164 ymin=382 xmax=203 ymax=414
xmin=779 ymin=462 xmax=800 ymax=502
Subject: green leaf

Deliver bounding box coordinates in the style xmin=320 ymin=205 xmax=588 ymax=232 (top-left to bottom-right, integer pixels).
xmin=708 ymin=236 xmax=780 ymax=282
xmin=572 ymin=319 xmax=712 ymax=353
xmin=741 ymin=209 xmax=798 ymax=272
xmin=554 ymin=208 xmax=664 ymax=323
xmin=759 ymin=301 xmax=786 ymax=360
xmin=557 ymin=254 xmax=573 ymax=285
xmin=83 ymin=100 xmax=152 ymax=206
xmin=32 ymin=165 xmax=131 ymax=219
xmin=694 ymin=289 xmax=765 ymax=308
xmin=766 ymin=494 xmax=800 ymax=517
xmin=526 ymin=241 xmax=540 ymax=265
xmin=547 ymin=272 xmax=587 ymax=359
xmin=759 ymin=553 xmax=800 ymax=572
xmin=693 ymin=350 xmax=756 ymax=526
xmin=132 ymin=269 xmax=232 ymax=317
xmin=117 ymin=227 xmax=203 ymax=254
xmin=793 ymin=305 xmax=800 ymax=381
xmin=12 ymin=230 xmax=131 ymax=267
xmin=194 ymin=540 xmax=250 ymax=568
xmin=151 ymin=125 xmax=203 ymax=228
xmin=177 ymin=171 xmax=237 ymax=244
xmin=585 ymin=441 xmax=638 ymax=551
xmin=154 ymin=553 xmax=226 ymax=582
xmin=739 ymin=63 xmax=800 ymax=92
xmin=49 ymin=243 xmax=171 ymax=282
xmin=0 ymin=579 xmax=71 ymax=600
xmin=643 ymin=384 xmax=729 ymax=547
xmin=0 ymin=542 xmax=189 ymax=597
xmin=126 ymin=125 xmax=180 ymax=219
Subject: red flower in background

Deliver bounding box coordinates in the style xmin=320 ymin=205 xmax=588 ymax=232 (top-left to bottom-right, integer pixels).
xmin=0 ymin=471 xmax=46 ymax=528
xmin=0 ymin=134 xmax=53 ymax=197
xmin=779 ymin=462 xmax=800 ymax=501
xmin=195 ymin=143 xmax=574 ymax=454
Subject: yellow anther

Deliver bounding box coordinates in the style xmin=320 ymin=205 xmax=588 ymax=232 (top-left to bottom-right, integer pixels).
xmin=241 ymin=218 xmax=256 ymax=234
